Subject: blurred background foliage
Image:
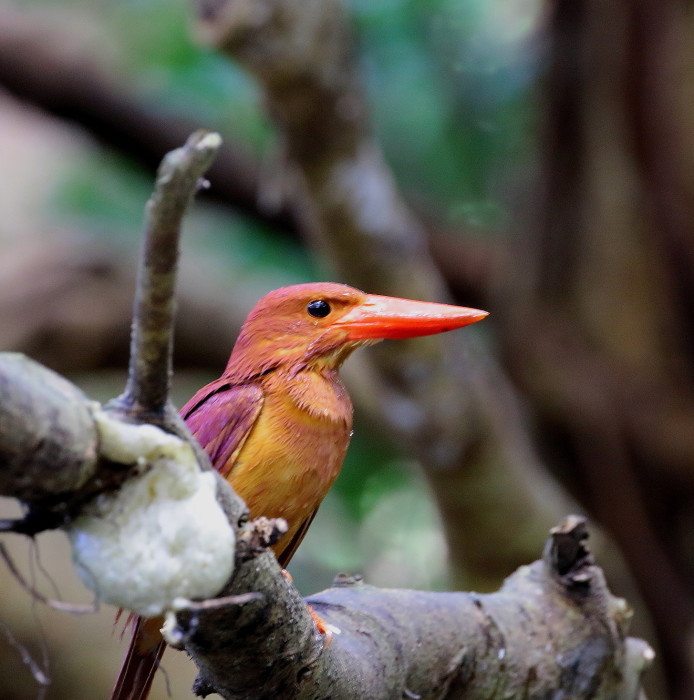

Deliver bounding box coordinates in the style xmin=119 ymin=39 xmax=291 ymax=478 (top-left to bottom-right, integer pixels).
xmin=2 ymin=0 xmax=691 ymax=697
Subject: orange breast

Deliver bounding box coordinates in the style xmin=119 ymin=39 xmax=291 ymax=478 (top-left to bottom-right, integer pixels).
xmin=228 ymin=368 xmax=353 ymax=549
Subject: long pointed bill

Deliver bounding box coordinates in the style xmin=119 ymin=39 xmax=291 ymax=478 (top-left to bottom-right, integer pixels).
xmin=333 ymin=294 xmax=488 ymax=340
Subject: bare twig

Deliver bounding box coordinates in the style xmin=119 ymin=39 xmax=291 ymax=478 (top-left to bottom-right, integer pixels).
xmin=0 ymin=618 xmax=50 ymax=688
xmin=173 ymin=592 xmax=263 ymax=613
xmin=113 ymin=130 xmax=221 ymax=423
xmin=0 ymin=544 xmax=98 ymax=615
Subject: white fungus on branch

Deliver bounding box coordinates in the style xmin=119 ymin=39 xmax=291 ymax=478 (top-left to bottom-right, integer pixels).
xmin=67 ymin=410 xmax=235 ymax=617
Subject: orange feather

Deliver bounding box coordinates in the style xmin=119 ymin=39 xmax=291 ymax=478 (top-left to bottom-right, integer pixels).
xmin=111 ymin=282 xmax=487 ymax=699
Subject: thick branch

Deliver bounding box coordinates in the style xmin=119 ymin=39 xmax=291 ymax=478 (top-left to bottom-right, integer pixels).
xmin=0 ymin=353 xmax=98 ymax=503
xmin=179 ymin=516 xmax=652 ymax=699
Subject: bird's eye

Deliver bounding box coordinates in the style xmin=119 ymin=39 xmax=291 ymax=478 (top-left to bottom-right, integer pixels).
xmin=307 ymin=299 xmax=331 ymax=318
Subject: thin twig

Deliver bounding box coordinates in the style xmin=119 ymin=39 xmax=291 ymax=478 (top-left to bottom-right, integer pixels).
xmin=115 ymin=130 xmax=222 ymax=421
xmin=0 ymin=618 xmax=50 ymax=687
xmin=30 ymin=540 xmax=63 ymax=602
xmin=26 ymin=548 xmax=51 ymax=700
xmin=172 ymin=592 xmax=263 ymax=613
xmin=0 ymin=543 xmax=98 ymax=615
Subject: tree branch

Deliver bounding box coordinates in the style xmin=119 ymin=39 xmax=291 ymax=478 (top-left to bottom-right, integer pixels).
xmin=0 ymin=353 xmax=98 ymax=505
xmin=178 ymin=516 xmax=652 ymax=698
xmin=0 ymin=132 xmax=224 ymax=531
xmin=112 ymin=130 xmax=221 ymax=426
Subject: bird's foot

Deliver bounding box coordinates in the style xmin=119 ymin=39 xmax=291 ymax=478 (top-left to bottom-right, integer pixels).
xmin=280 ymin=570 xmax=339 ymax=646
xmin=308 ymin=605 xmax=340 ymax=647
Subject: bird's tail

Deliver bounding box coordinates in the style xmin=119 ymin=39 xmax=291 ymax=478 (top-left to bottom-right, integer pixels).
xmin=111 ymin=615 xmax=167 ymax=700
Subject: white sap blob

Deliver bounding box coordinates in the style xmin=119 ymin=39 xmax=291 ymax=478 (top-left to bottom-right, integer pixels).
xmin=68 ymin=413 xmax=235 ymax=617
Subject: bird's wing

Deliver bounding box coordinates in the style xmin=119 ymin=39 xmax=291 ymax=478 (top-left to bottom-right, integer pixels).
xmin=110 ymin=616 xmax=166 ymax=700
xmin=181 ymin=378 xmax=264 ymax=479
xmin=277 ymin=509 xmax=318 ymax=568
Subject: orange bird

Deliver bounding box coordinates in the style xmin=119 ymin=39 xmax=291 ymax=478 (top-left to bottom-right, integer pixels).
xmin=112 ymin=282 xmax=487 ymax=699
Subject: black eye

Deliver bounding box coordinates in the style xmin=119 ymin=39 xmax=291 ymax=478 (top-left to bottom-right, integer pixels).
xmin=307 ymin=299 xmax=331 ymax=318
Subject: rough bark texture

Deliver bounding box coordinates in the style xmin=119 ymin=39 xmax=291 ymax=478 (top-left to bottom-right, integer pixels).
xmin=172 ymin=517 xmax=653 ymax=699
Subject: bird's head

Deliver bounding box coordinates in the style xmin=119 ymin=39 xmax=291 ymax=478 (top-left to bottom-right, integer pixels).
xmin=224 ymin=282 xmax=488 ymax=380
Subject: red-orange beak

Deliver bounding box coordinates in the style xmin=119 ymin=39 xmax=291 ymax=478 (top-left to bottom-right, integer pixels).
xmin=333 ymin=294 xmax=488 ymax=340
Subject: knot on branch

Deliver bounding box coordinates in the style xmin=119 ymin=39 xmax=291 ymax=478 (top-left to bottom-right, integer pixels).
xmin=332 ymin=572 xmax=363 ymax=587
xmin=544 ymin=514 xmax=595 ymax=588
xmin=237 ymin=516 xmax=288 ymax=562
xmin=162 ymin=592 xmax=263 ymax=650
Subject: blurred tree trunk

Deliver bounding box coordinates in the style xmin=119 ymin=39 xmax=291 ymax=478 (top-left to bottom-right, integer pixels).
xmin=495 ymin=1 xmax=694 ymax=696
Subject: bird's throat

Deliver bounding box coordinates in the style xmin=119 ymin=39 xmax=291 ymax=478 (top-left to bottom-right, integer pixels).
xmin=280 ymin=367 xmax=353 ymax=426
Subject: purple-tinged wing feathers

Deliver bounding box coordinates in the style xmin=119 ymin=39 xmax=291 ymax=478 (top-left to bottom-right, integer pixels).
xmin=181 ymin=379 xmax=264 ymax=478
